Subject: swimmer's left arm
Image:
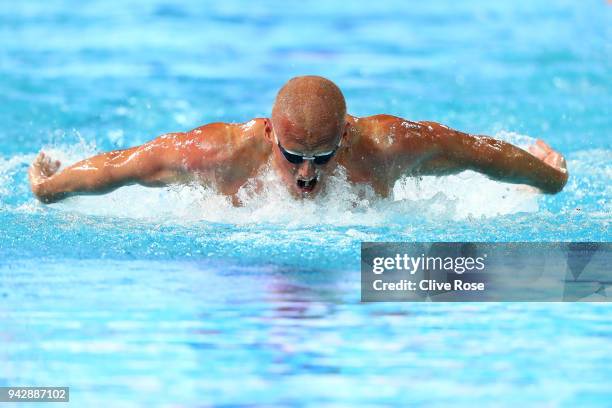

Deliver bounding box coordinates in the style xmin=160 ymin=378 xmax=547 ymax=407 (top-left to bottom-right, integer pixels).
xmin=385 ymin=120 xmax=568 ymax=194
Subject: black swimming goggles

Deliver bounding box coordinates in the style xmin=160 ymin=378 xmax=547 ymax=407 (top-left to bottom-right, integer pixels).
xmin=275 ymin=134 xmax=339 ymax=165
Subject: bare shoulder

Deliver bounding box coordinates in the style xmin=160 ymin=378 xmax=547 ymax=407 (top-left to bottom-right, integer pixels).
xmin=346 ymin=114 xmax=432 ymax=152
xmin=350 ymin=113 xmax=423 ymax=126
xmin=168 ymin=118 xmax=272 ymax=192
xmin=340 ymin=114 xmax=421 ymax=188
xmin=164 ymin=118 xmax=269 ymax=160
xmin=229 ymin=118 xmax=271 ymax=157
xmin=341 ymin=114 xmax=443 ymax=185
xmin=184 ymin=118 xmax=269 ymax=146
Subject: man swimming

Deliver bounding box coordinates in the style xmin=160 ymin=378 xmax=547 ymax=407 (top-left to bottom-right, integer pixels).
xmin=29 ymin=75 xmax=568 ymax=204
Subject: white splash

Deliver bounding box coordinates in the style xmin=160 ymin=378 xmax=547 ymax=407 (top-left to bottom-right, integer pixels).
xmin=0 ymin=132 xmax=546 ymax=224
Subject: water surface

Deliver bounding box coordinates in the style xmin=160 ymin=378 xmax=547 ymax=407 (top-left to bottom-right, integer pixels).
xmin=0 ymin=0 xmax=610 ymax=406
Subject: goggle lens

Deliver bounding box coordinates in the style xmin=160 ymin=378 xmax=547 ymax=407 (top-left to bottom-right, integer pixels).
xmin=278 ymin=142 xmax=337 ymax=166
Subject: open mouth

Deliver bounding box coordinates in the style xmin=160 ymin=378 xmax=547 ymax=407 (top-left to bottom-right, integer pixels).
xmin=296 ymin=177 xmax=317 ymax=192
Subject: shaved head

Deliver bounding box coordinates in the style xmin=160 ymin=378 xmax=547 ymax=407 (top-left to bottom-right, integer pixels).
xmin=271 ymin=76 xmax=346 ymax=150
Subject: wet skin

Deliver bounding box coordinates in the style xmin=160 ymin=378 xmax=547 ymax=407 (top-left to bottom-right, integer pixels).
xmin=29 ymin=114 xmax=568 ymax=204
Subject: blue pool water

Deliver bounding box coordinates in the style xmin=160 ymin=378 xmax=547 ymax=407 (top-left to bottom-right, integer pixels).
xmin=1 ymin=0 xmax=611 ymax=406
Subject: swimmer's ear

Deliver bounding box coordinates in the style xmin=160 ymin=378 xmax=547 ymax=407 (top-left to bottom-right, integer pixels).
xmin=341 ymin=121 xmax=351 ymax=145
xmin=264 ymin=118 xmax=273 ymax=143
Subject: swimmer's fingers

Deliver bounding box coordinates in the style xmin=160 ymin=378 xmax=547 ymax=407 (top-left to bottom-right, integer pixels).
xmin=31 ymin=151 xmax=61 ymax=178
xmin=538 ymin=139 xmax=567 ymax=171
xmin=49 ymin=159 xmax=61 ymax=175
xmin=529 ymin=139 xmax=566 ymax=169
xmin=529 ymin=142 xmax=567 ymax=172
xmin=528 ymin=142 xmax=547 ymax=160
xmin=29 ymin=154 xmax=44 ymax=187
xmin=30 ymin=152 xmax=46 ymax=176
xmin=33 ymin=151 xmax=45 ymax=166
xmin=544 ymin=151 xmax=567 ymax=172
xmin=535 ymin=139 xmax=553 ymax=153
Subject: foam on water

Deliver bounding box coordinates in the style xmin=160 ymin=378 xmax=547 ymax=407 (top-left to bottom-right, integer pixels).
xmin=0 ymin=131 xmax=549 ymax=226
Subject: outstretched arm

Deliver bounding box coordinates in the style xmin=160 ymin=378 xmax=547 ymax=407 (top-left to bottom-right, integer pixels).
xmin=384 ymin=119 xmax=568 ymax=194
xmin=29 ymin=133 xmax=191 ymax=203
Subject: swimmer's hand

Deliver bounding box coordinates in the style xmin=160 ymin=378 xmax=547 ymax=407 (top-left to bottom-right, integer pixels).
xmin=29 ymin=152 xmax=62 ymax=202
xmin=528 ymin=139 xmax=568 ymax=174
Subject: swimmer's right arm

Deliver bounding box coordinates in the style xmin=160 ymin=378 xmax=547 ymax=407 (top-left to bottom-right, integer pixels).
xmin=29 ymin=132 xmax=200 ymax=203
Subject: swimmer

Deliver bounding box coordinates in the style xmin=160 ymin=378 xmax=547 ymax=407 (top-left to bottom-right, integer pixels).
xmin=29 ymin=75 xmax=568 ymax=203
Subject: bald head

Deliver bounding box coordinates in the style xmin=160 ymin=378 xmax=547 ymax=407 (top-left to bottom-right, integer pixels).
xmin=271 ymin=76 xmax=346 ymax=149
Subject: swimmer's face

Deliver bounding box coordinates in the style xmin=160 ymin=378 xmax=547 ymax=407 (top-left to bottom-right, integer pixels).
xmin=267 ymin=118 xmax=346 ymax=198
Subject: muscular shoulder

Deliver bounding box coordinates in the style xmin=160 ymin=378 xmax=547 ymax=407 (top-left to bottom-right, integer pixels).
xmin=349 ymin=114 xmax=427 ymax=146
xmin=186 ymin=118 xmax=268 ymax=145
xmin=175 ymin=119 xmax=272 ymax=190
xmin=174 ymin=118 xmax=269 ymax=160
xmin=338 ymin=115 xmax=417 ymax=187
xmin=341 ymin=114 xmax=442 ymax=186
xmin=344 ymin=115 xmax=416 ymax=160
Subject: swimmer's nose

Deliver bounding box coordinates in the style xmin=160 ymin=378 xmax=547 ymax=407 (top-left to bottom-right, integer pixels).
xmin=297 ymin=160 xmax=316 ymax=179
